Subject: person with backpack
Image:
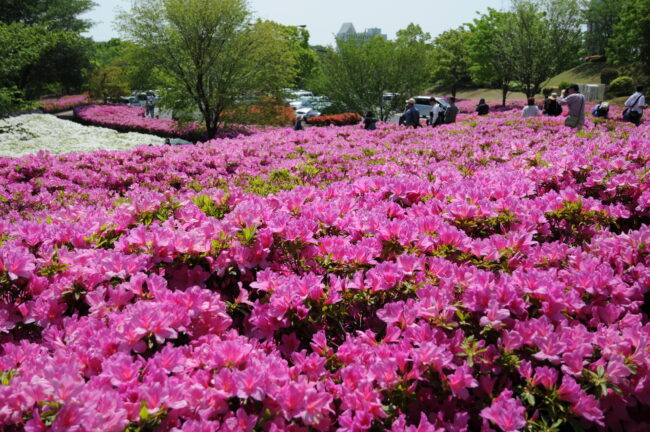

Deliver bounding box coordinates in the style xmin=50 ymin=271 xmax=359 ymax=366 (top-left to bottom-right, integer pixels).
xmin=559 ymin=84 xmax=586 ymax=130
xmin=363 ymin=111 xmax=378 ymax=130
xmin=592 ymin=101 xmax=609 ymax=119
xmin=444 ymin=97 xmax=459 ymax=124
xmin=543 ymin=93 xmax=562 ymax=116
xmin=624 ymin=86 xmax=647 ymax=126
xmin=476 ymin=98 xmax=489 ymax=116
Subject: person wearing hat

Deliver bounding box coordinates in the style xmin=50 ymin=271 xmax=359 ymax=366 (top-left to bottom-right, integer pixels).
xmin=543 ymin=93 xmax=562 ymax=116
xmin=402 ymin=98 xmax=421 ymax=128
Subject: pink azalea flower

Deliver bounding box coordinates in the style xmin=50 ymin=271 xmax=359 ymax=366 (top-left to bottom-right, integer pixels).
xmin=480 ymin=389 xmax=527 ymax=432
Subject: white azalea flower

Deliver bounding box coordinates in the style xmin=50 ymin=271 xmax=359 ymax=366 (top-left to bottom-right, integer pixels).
xmin=0 ymin=114 xmax=166 ymax=158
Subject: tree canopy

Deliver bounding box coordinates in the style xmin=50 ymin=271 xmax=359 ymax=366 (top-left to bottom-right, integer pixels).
xmin=318 ymin=25 xmax=433 ymax=121
xmin=0 ymin=0 xmax=96 ymax=32
xmin=117 ymin=0 xmax=296 ymax=138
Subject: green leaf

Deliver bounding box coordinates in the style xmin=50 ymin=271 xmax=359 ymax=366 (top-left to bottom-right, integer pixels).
xmin=139 ymin=400 xmax=149 ymax=421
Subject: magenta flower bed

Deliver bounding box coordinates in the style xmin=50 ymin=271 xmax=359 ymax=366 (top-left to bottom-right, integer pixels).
xmin=39 ymin=94 xmax=91 ymax=114
xmin=1 ymin=112 xmax=650 ymax=431
xmin=74 ymin=104 xmax=250 ymax=142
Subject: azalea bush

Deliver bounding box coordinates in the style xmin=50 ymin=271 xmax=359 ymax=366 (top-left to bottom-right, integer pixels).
xmin=74 ymin=104 xmax=252 ymax=142
xmin=1 ymin=110 xmax=650 ymax=431
xmin=39 ymin=94 xmax=91 ymax=114
xmin=306 ymin=113 xmax=362 ymax=127
xmin=223 ymin=99 xmax=296 ymax=126
xmin=0 ymin=114 xmax=165 ymax=157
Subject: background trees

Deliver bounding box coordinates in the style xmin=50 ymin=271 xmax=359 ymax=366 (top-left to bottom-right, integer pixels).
xmin=117 ymin=0 xmax=296 ymax=138
xmin=317 ymin=25 xmax=433 ymax=121
xmin=430 ymin=28 xmax=471 ymax=99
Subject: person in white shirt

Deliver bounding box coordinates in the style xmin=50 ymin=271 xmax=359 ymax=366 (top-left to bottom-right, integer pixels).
xmin=522 ymin=98 xmax=541 ymax=118
xmin=624 ymin=86 xmax=647 ymax=126
xmin=429 ymin=98 xmax=442 ymax=127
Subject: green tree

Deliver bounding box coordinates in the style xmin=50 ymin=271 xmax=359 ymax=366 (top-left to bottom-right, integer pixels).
xmin=319 ymin=25 xmax=432 ymax=121
xmin=431 ymin=27 xmax=471 ymax=98
xmin=273 ymin=24 xmax=319 ymax=88
xmin=88 ymin=65 xmax=130 ymax=103
xmin=607 ymin=0 xmax=650 ymax=73
xmin=0 ymin=0 xmax=96 ymax=32
xmin=583 ymin=0 xmax=620 ymax=56
xmin=467 ymin=9 xmax=517 ymax=106
xmin=117 ymin=0 xmax=296 ymax=139
xmin=508 ymin=0 xmax=583 ymax=97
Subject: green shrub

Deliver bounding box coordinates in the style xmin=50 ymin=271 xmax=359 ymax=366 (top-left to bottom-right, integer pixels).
xmin=600 ymin=67 xmax=619 ymax=85
xmin=608 ymin=76 xmax=635 ymax=97
xmin=557 ymin=81 xmax=572 ymax=92
xmin=542 ymin=88 xmax=559 ymax=97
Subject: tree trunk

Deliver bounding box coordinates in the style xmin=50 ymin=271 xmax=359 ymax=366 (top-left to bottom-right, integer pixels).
xmin=501 ymin=84 xmax=509 ymax=107
xmin=451 ymin=85 xmax=457 ymax=99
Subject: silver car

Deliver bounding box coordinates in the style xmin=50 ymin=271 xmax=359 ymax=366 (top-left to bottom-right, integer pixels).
xmin=412 ymin=96 xmax=450 ymax=118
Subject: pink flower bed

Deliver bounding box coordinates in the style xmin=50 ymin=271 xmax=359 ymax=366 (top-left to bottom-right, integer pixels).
xmin=40 ymin=94 xmax=91 ymax=113
xmin=74 ymin=104 xmax=250 ymax=142
xmin=1 ymin=112 xmax=650 ymax=431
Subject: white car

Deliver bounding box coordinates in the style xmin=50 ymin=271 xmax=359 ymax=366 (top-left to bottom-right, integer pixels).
xmin=296 ymin=107 xmax=321 ymax=119
xmin=290 ymin=97 xmax=313 ymax=111
xmin=412 ymin=96 xmax=450 ymax=118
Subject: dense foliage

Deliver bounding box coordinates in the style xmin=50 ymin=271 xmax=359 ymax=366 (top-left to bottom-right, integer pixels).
xmin=306 ymin=113 xmax=362 ymax=127
xmin=1 ymin=110 xmax=649 ymax=431
xmin=117 ymin=0 xmax=296 ymax=139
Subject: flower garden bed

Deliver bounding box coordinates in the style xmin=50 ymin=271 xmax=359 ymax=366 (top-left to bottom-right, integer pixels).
xmin=74 ymin=104 xmax=252 ymax=142
xmin=306 ymin=112 xmax=362 ymax=127
xmin=39 ymin=94 xmax=91 ymax=114
xmin=0 ymin=111 xmax=649 ymax=431
xmin=0 ymin=114 xmax=165 ymax=157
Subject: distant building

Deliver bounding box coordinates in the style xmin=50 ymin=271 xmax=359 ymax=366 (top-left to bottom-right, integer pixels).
xmin=336 ymin=23 xmax=387 ymax=41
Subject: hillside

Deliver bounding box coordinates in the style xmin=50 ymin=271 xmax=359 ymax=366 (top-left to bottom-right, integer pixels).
xmin=543 ymin=62 xmax=610 ymax=87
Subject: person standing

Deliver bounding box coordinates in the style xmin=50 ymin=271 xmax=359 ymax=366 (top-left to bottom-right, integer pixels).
xmin=145 ymin=95 xmax=156 ymax=118
xmin=363 ymin=111 xmax=378 ymax=130
xmin=294 ymin=115 xmax=304 ymax=131
xmin=543 ymin=93 xmax=562 ymax=116
xmin=559 ymin=84 xmax=586 ymax=130
xmin=624 ymin=86 xmax=647 ymax=126
xmin=476 ymin=98 xmax=489 ymax=116
xmin=429 ymin=98 xmax=442 ymax=126
xmin=522 ymin=98 xmax=541 ymax=118
xmin=402 ymin=99 xmax=421 ymax=128
xmin=444 ymin=97 xmax=459 ymax=124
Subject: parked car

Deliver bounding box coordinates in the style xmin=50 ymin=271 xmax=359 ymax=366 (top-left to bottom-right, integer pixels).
xmin=310 ymin=96 xmax=332 ymax=111
xmin=412 ymin=96 xmax=450 ymax=118
xmin=290 ymin=97 xmax=313 ymax=111
xmin=296 ymin=107 xmax=321 ymax=120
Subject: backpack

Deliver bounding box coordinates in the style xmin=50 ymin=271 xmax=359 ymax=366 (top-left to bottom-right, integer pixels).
xmin=549 ymin=101 xmax=562 ymax=116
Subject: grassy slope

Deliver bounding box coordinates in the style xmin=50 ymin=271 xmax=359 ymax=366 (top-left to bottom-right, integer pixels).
xmin=427 ymin=63 xmax=612 ymax=103
xmin=543 ymin=62 xmax=609 ymax=87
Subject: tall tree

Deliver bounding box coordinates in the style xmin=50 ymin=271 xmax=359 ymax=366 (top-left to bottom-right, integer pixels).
xmin=319 ymin=25 xmax=433 ymax=121
xmin=508 ymin=0 xmax=583 ymax=97
xmin=117 ymin=0 xmax=296 ymax=139
xmin=431 ymin=27 xmax=471 ymax=98
xmin=272 ymin=24 xmax=319 ymax=88
xmin=583 ymin=0 xmax=620 ymax=56
xmin=467 ymin=9 xmax=517 ymax=106
xmin=607 ymin=0 xmax=650 ymax=72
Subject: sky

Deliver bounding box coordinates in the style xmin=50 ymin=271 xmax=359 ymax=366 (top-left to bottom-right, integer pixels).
xmin=83 ymin=0 xmax=508 ymax=46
